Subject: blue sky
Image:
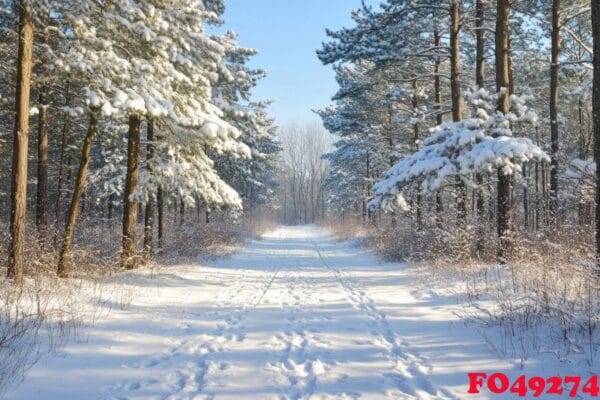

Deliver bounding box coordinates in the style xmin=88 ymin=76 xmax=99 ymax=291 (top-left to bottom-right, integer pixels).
xmin=218 ymin=0 xmax=378 ymax=127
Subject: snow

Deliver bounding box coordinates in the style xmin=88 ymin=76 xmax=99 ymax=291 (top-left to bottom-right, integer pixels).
xmin=5 ymin=226 xmax=591 ymax=400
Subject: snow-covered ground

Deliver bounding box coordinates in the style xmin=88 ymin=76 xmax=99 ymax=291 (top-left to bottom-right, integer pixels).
xmin=5 ymin=226 xmax=594 ymax=400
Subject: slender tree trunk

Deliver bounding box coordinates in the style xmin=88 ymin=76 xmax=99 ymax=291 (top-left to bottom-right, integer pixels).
xmin=535 ymin=160 xmax=540 ymax=231
xmin=450 ymin=1 xmax=467 ymax=223
xmin=36 ymin=89 xmax=49 ymax=235
xmin=7 ymin=1 xmax=34 ymax=285
xmin=508 ymin=35 xmax=515 ymax=95
xmin=496 ymin=0 xmax=513 ymax=263
xmin=436 ymin=191 xmax=444 ymax=230
xmin=57 ymin=109 xmax=99 ymax=278
xmin=474 ymin=0 xmax=486 ymax=256
xmin=35 ymin=23 xmax=50 ymax=236
xmin=157 ymin=187 xmax=164 ymax=252
xmin=122 ymin=114 xmax=142 ymax=270
xmin=366 ymin=151 xmax=372 ymax=223
xmin=592 ymin=0 xmax=600 ymax=269
xmin=196 ymin=195 xmax=201 ymax=223
xmin=413 ymin=80 xmax=423 ymax=229
xmin=54 ymin=82 xmax=71 ymax=246
xmin=542 ymin=160 xmax=549 ymax=225
xmin=180 ymin=198 xmax=185 ymax=226
xmin=434 ymin=28 xmax=443 ymax=126
xmin=433 ymin=26 xmax=444 ymax=230
xmin=107 ymin=193 xmax=114 ymax=221
xmin=549 ymin=0 xmax=561 ymax=220
xmin=475 ymin=0 xmax=486 ymax=89
xmin=524 ymin=163 xmax=530 ymax=230
xmin=450 ymin=0 xmax=464 ymax=122
xmin=143 ymin=120 xmax=155 ymax=259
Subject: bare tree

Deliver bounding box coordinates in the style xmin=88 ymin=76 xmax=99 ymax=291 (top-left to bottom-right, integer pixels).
xmin=278 ymin=123 xmax=331 ymax=224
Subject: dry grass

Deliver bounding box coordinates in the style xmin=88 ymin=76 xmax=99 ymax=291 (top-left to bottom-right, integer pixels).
xmin=0 ymin=211 xmax=275 ymax=395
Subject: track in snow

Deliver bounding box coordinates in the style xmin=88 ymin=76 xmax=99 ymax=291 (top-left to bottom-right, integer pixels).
xmin=7 ymin=226 xmax=468 ymax=400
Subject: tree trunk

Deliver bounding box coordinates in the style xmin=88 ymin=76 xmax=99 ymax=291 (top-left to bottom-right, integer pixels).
xmin=143 ymin=120 xmax=155 ymax=259
xmin=496 ymin=0 xmax=513 ymax=263
xmin=592 ymin=0 xmax=600 ymax=269
xmin=54 ymin=82 xmax=71 ymax=246
xmin=122 ymin=114 xmax=142 ymax=270
xmin=523 ymin=163 xmax=530 ymax=230
xmin=157 ymin=187 xmax=164 ymax=252
xmin=413 ymin=79 xmax=423 ymax=230
xmin=450 ymin=1 xmax=467 ymax=223
xmin=7 ymin=1 xmax=34 ymax=285
xmin=35 ymin=89 xmax=49 ymax=235
xmin=107 ymin=193 xmax=114 ymax=221
xmin=436 ymin=191 xmax=444 ymax=230
xmin=450 ymin=0 xmax=464 ymax=122
xmin=475 ymin=0 xmax=486 ymax=89
xmin=35 ymin=21 xmax=50 ymax=236
xmin=180 ymin=198 xmax=185 ymax=226
xmin=475 ymin=0 xmax=486 ymax=256
xmin=434 ymin=27 xmax=443 ymax=126
xmin=57 ymin=109 xmax=100 ymax=278
xmin=549 ymin=0 xmax=561 ymax=220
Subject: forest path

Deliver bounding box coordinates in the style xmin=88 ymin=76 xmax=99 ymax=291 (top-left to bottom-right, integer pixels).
xmin=6 ymin=226 xmax=516 ymax=400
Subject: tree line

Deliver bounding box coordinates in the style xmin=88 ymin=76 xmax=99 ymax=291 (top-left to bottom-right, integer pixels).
xmin=1 ymin=0 xmax=280 ymax=285
xmin=318 ymin=0 xmax=600 ymax=267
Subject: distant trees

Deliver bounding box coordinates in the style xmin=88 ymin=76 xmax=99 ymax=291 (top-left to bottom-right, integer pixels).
xmin=278 ymin=123 xmax=330 ymax=225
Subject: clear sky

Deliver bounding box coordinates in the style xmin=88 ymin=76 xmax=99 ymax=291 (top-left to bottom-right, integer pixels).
xmin=218 ymin=0 xmax=378 ymax=127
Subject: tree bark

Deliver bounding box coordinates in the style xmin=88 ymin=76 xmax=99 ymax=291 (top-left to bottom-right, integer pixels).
xmin=592 ymin=0 xmax=600 ymax=270
xmin=122 ymin=114 xmax=142 ymax=270
xmin=496 ymin=0 xmax=513 ymax=263
xmin=143 ymin=120 xmax=155 ymax=259
xmin=549 ymin=0 xmax=561 ymax=219
xmin=7 ymin=1 xmax=34 ymax=285
xmin=57 ymin=109 xmax=100 ymax=278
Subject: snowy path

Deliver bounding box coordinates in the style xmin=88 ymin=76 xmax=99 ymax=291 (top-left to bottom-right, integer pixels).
xmin=6 ymin=226 xmax=548 ymax=400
